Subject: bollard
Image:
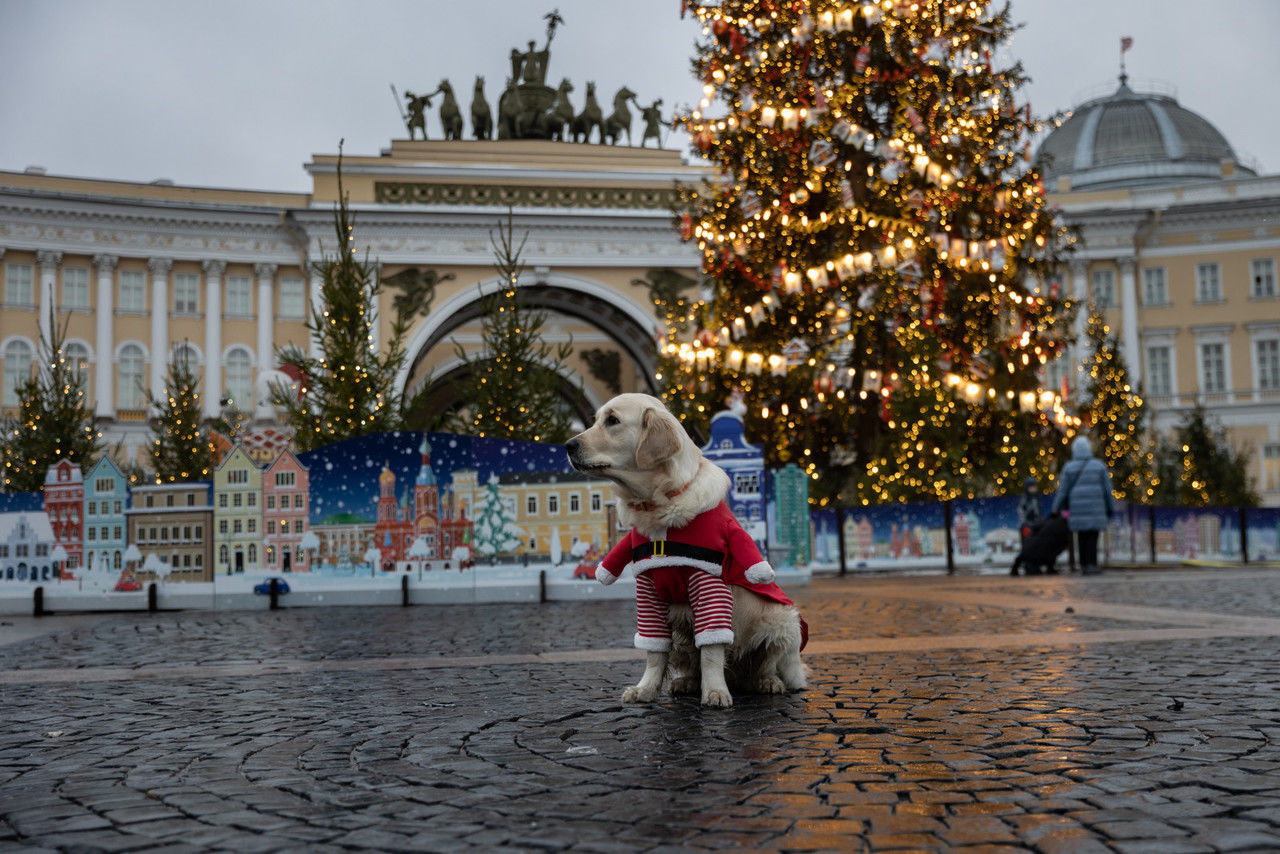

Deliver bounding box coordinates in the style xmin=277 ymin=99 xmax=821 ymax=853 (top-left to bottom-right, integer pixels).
xmin=401 ymin=573 xmax=410 ymax=607
xmin=33 ymin=585 xmax=44 ymax=618
xmin=1241 ymin=507 xmax=1250 ymax=565
xmin=836 ymin=506 xmax=848 ymax=576
xmin=943 ymin=499 xmax=955 ymax=575
xmin=148 ymin=583 xmax=158 ymax=613
xmin=539 ymin=569 xmax=547 ymax=603
xmin=269 ymin=577 xmax=280 ymax=610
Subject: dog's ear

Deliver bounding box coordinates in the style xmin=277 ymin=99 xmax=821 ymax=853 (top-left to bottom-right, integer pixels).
xmin=635 ymin=408 xmax=683 ymax=470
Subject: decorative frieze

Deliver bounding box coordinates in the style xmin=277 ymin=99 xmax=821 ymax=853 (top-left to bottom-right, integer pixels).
xmin=373 ymin=182 xmax=677 ymax=210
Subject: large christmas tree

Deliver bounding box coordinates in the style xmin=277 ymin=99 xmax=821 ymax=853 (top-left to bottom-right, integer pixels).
xmin=667 ymin=1 xmax=1075 ymax=505
xmin=1076 ymin=304 xmax=1153 ymax=502
xmin=1 ymin=311 xmax=101 ymax=492
xmin=274 ymin=145 xmax=413 ymax=452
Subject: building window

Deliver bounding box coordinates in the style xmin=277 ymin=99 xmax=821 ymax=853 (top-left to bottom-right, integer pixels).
xmin=526 ymin=495 xmax=538 ymax=516
xmin=247 ymin=518 xmax=256 ymax=533
xmin=1199 ymin=342 xmax=1227 ymax=394
xmin=294 ymin=519 xmax=304 ymax=534
xmin=62 ymin=267 xmax=89 ymax=310
xmin=247 ymin=493 xmax=256 ymax=507
xmin=95 ymin=477 xmax=113 ymax=494
xmin=1090 ymin=269 xmax=1116 ymax=308
xmin=1141 ymin=267 xmax=1168 ymax=306
xmin=1146 ymin=345 xmax=1173 ymax=397
xmin=590 ymin=493 xmax=601 ymax=512
xmin=279 ymin=278 xmax=306 ymax=319
xmin=267 ymin=495 xmax=275 ymax=510
xmin=735 ymin=472 xmax=761 ymax=496
xmin=548 ymin=494 xmax=559 ymax=514
xmin=64 ymin=341 xmax=90 ymax=386
xmin=233 ymin=519 xmax=242 ymax=534
xmin=1256 ymin=339 xmax=1280 ymax=391
xmin=174 ymin=273 xmax=200 ymax=314
xmin=275 ymin=471 xmax=295 ymax=487
xmin=116 ymin=343 xmax=147 ymax=409
xmin=5 ymin=263 xmax=34 ymax=306
xmin=1264 ymin=444 xmax=1280 ymax=493
xmin=528 ymin=536 xmax=537 ymax=551
xmin=227 ymin=469 xmax=248 ymax=485
xmin=569 ymin=493 xmax=580 ymax=513
xmin=218 ymin=493 xmax=228 ymax=508
xmin=118 ymin=270 xmax=145 ymax=312
xmin=233 ymin=493 xmax=242 ymax=508
xmin=3 ymin=339 xmax=33 ymax=406
xmin=294 ymin=493 xmax=304 ymax=508
xmin=1252 ymin=259 xmax=1277 ymax=299
xmin=1196 ymin=263 xmax=1222 ymax=303
xmin=225 ymin=349 xmax=252 ymax=409
xmin=226 ymin=275 xmax=252 ymax=317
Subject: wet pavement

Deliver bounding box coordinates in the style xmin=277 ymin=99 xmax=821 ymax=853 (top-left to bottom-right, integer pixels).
xmin=2 ymin=568 xmax=1280 ymax=852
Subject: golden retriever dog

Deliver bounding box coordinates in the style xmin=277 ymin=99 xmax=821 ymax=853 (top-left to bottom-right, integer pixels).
xmin=565 ymin=393 xmax=808 ymax=707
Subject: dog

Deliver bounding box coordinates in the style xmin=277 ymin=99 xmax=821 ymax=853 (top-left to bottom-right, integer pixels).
xmin=565 ymin=393 xmax=808 ymax=707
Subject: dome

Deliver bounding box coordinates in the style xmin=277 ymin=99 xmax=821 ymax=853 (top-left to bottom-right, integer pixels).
xmin=1034 ymin=77 xmax=1254 ymax=191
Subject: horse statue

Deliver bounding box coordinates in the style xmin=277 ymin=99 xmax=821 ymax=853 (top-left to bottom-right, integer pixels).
xmin=603 ymin=86 xmax=638 ymax=145
xmin=571 ymin=82 xmax=603 ymax=144
xmin=470 ymin=76 xmax=492 ymax=140
xmin=545 ymin=78 xmax=575 ymax=142
xmin=496 ymin=77 xmax=525 ymax=140
xmin=432 ymin=79 xmax=463 ymax=141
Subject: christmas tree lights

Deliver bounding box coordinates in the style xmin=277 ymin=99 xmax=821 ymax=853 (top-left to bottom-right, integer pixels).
xmin=148 ymin=342 xmax=219 ymax=483
xmin=665 ymin=0 xmax=1077 ymax=505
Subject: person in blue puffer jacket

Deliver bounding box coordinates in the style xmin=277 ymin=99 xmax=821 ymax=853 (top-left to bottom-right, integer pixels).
xmin=1050 ymin=436 xmax=1116 ymax=575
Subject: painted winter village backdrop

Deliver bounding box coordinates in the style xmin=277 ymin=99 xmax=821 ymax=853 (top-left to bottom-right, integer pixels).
xmin=4 ymin=405 xmax=1280 ymax=602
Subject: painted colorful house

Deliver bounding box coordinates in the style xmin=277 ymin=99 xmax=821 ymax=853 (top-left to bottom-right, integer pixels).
xmin=126 ymin=482 xmax=213 ymax=582
xmin=0 ymin=512 xmax=56 ymax=582
xmin=773 ymin=463 xmax=810 ymax=566
xmin=262 ymin=448 xmax=310 ymax=572
xmin=83 ymin=456 xmax=129 ymax=574
xmin=213 ymin=444 xmax=263 ymax=574
xmin=312 ymin=513 xmax=374 ymax=570
xmin=43 ymin=459 xmax=84 ymax=573
xmin=702 ymin=410 xmax=766 ymax=546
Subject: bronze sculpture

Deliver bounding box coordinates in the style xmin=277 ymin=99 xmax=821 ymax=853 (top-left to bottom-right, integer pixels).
xmin=431 ymin=79 xmax=463 ymax=141
xmin=571 ymin=81 xmax=603 ymax=144
xmin=639 ymin=99 xmax=665 ymax=148
xmin=471 ymin=76 xmax=492 ymax=140
xmin=603 ymin=86 xmax=638 ymax=146
xmin=546 ymin=78 xmax=575 ymax=142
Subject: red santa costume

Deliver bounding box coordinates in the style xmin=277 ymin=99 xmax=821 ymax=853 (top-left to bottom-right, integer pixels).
xmin=598 ymin=501 xmax=806 ymax=652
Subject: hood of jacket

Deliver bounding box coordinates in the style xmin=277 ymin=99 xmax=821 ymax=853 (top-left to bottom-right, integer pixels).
xmin=1071 ymin=436 xmax=1094 ymax=461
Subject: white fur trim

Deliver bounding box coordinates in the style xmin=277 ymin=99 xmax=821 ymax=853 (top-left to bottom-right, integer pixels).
xmin=631 ymin=556 xmax=723 ymax=577
xmin=596 ymin=566 xmax=618 ymax=585
xmin=634 ymin=633 xmax=671 ymax=652
xmin=744 ymin=561 xmax=775 ymax=584
xmin=694 ymin=628 xmax=734 ymax=647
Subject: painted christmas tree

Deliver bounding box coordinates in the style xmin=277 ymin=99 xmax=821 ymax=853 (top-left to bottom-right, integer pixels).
xmin=470 ymin=475 xmax=523 ymax=557
xmin=1076 ymin=304 xmax=1152 ymax=502
xmin=666 ymin=1 xmax=1076 ymax=505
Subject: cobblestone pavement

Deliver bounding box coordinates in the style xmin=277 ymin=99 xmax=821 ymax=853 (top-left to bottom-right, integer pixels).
xmin=3 ymin=568 xmax=1280 ymax=852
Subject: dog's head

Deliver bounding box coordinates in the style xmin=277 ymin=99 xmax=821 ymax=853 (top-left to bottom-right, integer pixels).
xmin=565 ymin=393 xmax=694 ymax=488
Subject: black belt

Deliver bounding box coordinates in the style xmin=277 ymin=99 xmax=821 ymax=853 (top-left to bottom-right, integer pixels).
xmin=631 ymin=540 xmax=725 ymax=566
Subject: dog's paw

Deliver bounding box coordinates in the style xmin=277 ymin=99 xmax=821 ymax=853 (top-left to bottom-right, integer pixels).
xmin=755 ymin=673 xmax=787 ymax=695
xmin=622 ymin=684 xmax=660 ymax=703
xmin=669 ymin=676 xmax=700 ymax=695
xmin=701 ymin=687 xmax=733 ymax=708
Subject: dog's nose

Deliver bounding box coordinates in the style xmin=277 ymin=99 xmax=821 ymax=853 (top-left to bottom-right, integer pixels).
xmin=564 ymin=437 xmax=580 ymax=455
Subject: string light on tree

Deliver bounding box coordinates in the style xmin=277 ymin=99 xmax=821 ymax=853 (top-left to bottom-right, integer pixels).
xmin=664 ymin=0 xmax=1076 ymax=505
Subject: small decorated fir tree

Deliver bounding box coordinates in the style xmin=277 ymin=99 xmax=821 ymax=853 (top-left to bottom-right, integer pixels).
xmin=273 ymin=143 xmax=413 ymax=452
xmin=1 ymin=310 xmax=101 ymax=492
xmin=148 ymin=344 xmax=219 ymax=483
xmin=1153 ymin=403 xmax=1259 ymax=507
xmin=1076 ymin=304 xmax=1153 ymax=502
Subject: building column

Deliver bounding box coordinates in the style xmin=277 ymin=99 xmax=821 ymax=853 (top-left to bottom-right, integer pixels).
xmin=92 ymin=254 xmax=118 ymax=419
xmin=309 ymin=268 xmax=324 ymax=359
xmin=254 ymin=262 xmax=277 ymax=421
xmin=369 ymin=262 xmax=381 ymax=356
xmin=1069 ymin=258 xmax=1090 ymax=394
xmin=202 ymin=259 xmax=226 ymax=419
xmin=148 ymin=257 xmax=172 ymax=410
xmin=1118 ymin=256 xmax=1141 ymax=388
xmin=36 ymin=250 xmax=62 ymax=350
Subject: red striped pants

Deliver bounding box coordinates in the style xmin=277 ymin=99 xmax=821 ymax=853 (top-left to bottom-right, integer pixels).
xmin=634 ymin=568 xmax=734 ymax=651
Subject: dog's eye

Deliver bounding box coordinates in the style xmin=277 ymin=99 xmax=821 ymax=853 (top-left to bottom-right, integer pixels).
xmin=604 ymin=413 xmax=619 ymax=427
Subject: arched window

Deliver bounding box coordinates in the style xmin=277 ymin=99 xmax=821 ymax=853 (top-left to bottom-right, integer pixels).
xmin=117 ymin=344 xmax=147 ymax=409
xmin=266 ymin=546 xmax=275 ymax=564
xmin=172 ymin=342 xmax=200 ymax=374
xmin=218 ymin=544 xmax=229 ymax=565
xmin=64 ymin=341 xmax=90 ymax=386
xmin=248 ymin=544 xmax=257 ymax=563
xmin=225 ymin=349 xmax=252 ymax=411
xmin=114 ymin=551 xmax=122 ymax=570
xmin=3 ymin=339 xmax=33 ymax=406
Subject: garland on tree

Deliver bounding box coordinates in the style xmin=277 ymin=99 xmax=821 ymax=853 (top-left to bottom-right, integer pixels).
xmin=664 ymin=0 xmax=1077 ymax=505
xmin=148 ymin=342 xmax=220 ymax=483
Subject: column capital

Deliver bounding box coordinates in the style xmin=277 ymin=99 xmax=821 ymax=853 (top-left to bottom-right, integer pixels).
xmin=1069 ymin=258 xmax=1090 ymax=275
xmin=1117 ymin=256 xmax=1138 ymax=274
xmin=147 ymin=257 xmax=173 ymax=275
xmin=202 ymin=259 xmax=227 ymax=277
xmin=38 ymin=249 xmax=64 ymax=269
xmin=93 ymin=253 xmax=118 ymax=273
xmin=253 ymin=262 xmax=278 ymax=280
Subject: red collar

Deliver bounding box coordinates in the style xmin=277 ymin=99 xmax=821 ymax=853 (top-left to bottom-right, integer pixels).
xmin=626 ymin=477 xmax=696 ymax=512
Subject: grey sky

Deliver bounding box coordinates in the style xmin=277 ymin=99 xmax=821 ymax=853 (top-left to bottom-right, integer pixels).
xmin=1 ymin=0 xmax=1276 ymax=192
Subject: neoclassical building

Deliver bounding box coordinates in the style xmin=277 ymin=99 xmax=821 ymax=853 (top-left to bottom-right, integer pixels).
xmin=0 ymin=140 xmax=702 ymax=469
xmin=1037 ymin=76 xmax=1280 ymax=505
